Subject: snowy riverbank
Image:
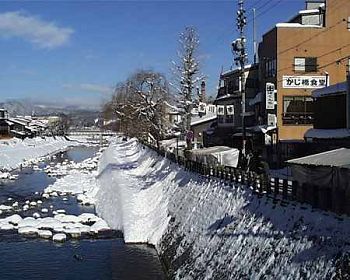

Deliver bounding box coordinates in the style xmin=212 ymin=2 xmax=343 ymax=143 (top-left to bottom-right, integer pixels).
xmin=94 ymin=138 xmax=350 ymax=279
xmin=0 ymin=136 xmax=78 ymax=172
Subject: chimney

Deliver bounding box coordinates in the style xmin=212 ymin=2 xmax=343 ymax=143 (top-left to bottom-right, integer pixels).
xmin=200 ymin=81 xmax=206 ymax=103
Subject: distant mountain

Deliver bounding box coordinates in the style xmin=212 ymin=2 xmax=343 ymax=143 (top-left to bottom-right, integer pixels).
xmin=0 ymin=99 xmax=99 ymax=117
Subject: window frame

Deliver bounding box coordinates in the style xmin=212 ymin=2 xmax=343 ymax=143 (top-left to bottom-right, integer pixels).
xmin=294 ymin=57 xmax=318 ymax=73
xmin=282 ymin=95 xmax=314 ymax=125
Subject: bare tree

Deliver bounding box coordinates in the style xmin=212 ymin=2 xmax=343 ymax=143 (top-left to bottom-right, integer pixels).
xmin=172 ymin=27 xmax=204 ymax=149
xmin=106 ymin=70 xmax=170 ymax=146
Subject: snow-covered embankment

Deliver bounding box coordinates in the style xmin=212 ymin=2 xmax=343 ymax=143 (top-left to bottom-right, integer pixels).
xmin=0 ymin=137 xmax=75 ymax=171
xmin=94 ymin=139 xmax=350 ymax=279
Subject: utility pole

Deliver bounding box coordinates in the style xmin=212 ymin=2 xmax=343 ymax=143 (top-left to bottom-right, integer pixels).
xmin=253 ymin=8 xmax=257 ymax=64
xmin=232 ymin=0 xmax=248 ymax=162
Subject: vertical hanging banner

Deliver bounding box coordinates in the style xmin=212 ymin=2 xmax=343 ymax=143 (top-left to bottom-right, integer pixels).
xmin=217 ymin=105 xmax=225 ymax=115
xmin=198 ymin=102 xmax=207 ymax=113
xmin=226 ymin=105 xmax=235 ymax=115
xmin=267 ymin=113 xmax=277 ymax=127
xmin=266 ymin=83 xmax=275 ymax=110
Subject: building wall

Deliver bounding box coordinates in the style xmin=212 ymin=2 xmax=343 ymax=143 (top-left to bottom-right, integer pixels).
xmin=259 ymin=0 xmax=350 ymax=140
xmin=191 ymin=120 xmax=216 ymax=146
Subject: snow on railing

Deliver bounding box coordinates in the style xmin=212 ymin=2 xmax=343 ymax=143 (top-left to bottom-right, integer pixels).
xmin=141 ymin=140 xmax=349 ymax=217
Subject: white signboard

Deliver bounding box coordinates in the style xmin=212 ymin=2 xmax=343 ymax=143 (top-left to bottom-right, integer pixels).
xmin=267 ymin=113 xmax=277 ymax=127
xmin=217 ymin=105 xmax=225 ymax=116
xmin=198 ymin=102 xmax=206 ymax=113
xmin=226 ymin=105 xmax=234 ymax=115
xmin=207 ymin=104 xmax=216 ymax=114
xmin=266 ymin=83 xmax=275 ymax=110
xmin=282 ymin=76 xmax=327 ymax=89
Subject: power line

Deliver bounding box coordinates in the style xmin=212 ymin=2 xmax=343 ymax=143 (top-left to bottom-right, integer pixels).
xmin=245 ymin=0 xmax=269 ymax=15
xmin=261 ymin=0 xmax=345 ymax=58
xmin=275 ymin=54 xmax=350 ymax=86
xmin=275 ymin=42 xmax=350 ymax=75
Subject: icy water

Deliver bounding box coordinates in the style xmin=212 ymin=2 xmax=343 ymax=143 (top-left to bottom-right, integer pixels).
xmin=0 ymin=146 xmax=165 ymax=280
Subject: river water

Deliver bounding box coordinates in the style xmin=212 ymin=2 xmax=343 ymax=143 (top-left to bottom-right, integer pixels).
xmin=0 ymin=146 xmax=165 ymax=280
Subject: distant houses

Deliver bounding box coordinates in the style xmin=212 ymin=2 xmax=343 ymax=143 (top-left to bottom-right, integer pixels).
xmin=0 ymin=108 xmax=62 ymax=139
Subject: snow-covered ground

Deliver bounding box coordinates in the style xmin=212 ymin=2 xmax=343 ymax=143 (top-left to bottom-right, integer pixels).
xmin=93 ymin=138 xmax=350 ymax=279
xmin=0 ymin=137 xmax=75 ymax=172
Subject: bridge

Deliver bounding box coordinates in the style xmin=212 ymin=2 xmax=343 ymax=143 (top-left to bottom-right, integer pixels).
xmin=66 ymin=129 xmax=120 ymax=137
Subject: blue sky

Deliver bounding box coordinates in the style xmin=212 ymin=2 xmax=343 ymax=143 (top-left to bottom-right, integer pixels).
xmin=0 ymin=0 xmax=305 ymax=109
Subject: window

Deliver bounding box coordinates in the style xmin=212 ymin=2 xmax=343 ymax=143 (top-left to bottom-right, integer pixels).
xmin=294 ymin=57 xmax=317 ymax=72
xmin=265 ymin=58 xmax=276 ymax=77
xmin=282 ymin=96 xmax=313 ymax=125
xmin=218 ymin=115 xmax=224 ymax=124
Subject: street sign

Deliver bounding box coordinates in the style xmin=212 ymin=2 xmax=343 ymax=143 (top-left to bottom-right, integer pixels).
xmin=267 ymin=113 xmax=277 ymax=127
xmin=282 ymin=76 xmax=327 ymax=89
xmin=207 ymin=104 xmax=217 ymax=114
xmin=266 ymin=83 xmax=275 ymax=110
xmin=198 ymin=102 xmax=206 ymax=113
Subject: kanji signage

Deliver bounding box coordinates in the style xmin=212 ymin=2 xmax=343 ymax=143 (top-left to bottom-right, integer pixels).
xmin=267 ymin=113 xmax=277 ymax=127
xmin=198 ymin=102 xmax=206 ymax=113
xmin=217 ymin=105 xmax=225 ymax=116
xmin=266 ymin=83 xmax=275 ymax=110
xmin=282 ymin=76 xmax=327 ymax=89
xmin=226 ymin=105 xmax=234 ymax=115
xmin=207 ymin=104 xmax=216 ymax=114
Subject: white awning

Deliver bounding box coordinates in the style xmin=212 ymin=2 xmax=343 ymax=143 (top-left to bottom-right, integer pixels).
xmin=287 ymin=148 xmax=350 ymax=169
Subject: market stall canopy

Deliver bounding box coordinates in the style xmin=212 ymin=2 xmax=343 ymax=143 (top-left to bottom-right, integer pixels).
xmin=188 ymin=146 xmax=240 ymax=167
xmin=287 ymin=148 xmax=350 ymax=168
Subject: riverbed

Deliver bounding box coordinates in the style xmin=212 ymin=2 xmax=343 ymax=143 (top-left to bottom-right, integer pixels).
xmin=0 ymin=145 xmax=165 ymax=280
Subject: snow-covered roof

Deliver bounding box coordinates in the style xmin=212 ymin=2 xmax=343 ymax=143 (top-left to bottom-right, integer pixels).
xmin=249 ymin=125 xmax=277 ymax=134
xmin=299 ymin=9 xmax=320 ymax=14
xmin=248 ymin=92 xmax=262 ymax=106
xmin=164 ymin=101 xmax=180 ymax=112
xmin=215 ymin=94 xmax=236 ymax=102
xmin=276 ymin=23 xmax=323 ymax=28
xmin=189 ymin=146 xmax=240 ymax=167
xmin=304 ymin=128 xmax=350 ymax=139
xmin=9 ymin=118 xmax=27 ymax=126
xmin=10 ymin=129 xmax=26 ymax=136
xmin=221 ymin=64 xmax=258 ymax=77
xmin=312 ymin=82 xmax=348 ymax=98
xmin=191 ymin=112 xmax=217 ymax=126
xmin=287 ymin=148 xmax=350 ymax=169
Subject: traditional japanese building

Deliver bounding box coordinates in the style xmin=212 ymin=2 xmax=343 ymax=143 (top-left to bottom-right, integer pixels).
xmin=258 ymin=0 xmax=350 ymax=161
xmin=209 ymin=64 xmax=260 ymax=148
